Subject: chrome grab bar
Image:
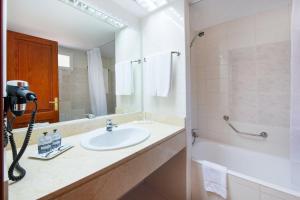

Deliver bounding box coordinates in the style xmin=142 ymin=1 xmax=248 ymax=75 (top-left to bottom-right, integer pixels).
xmin=223 ymin=115 xmax=268 ymax=138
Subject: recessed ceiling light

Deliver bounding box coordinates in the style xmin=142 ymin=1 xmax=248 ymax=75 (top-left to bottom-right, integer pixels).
xmin=133 ymin=0 xmax=168 ymax=12
xmin=58 ymin=0 xmax=127 ymax=29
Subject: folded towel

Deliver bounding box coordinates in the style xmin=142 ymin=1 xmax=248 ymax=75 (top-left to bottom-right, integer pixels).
xmin=144 ymin=52 xmax=172 ymax=97
xmin=115 ymin=61 xmax=133 ymax=95
xmin=202 ymin=161 xmax=227 ymax=199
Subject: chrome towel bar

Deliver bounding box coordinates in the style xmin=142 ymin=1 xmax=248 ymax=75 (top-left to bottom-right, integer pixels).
xmin=171 ymin=51 xmax=181 ymax=56
xmin=143 ymin=51 xmax=181 ymax=62
xmin=131 ymin=59 xmax=142 ymax=64
xmin=223 ymin=115 xmax=268 ymax=138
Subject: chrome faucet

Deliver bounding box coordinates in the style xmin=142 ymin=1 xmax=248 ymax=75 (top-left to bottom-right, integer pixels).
xmin=106 ymin=119 xmax=118 ymax=132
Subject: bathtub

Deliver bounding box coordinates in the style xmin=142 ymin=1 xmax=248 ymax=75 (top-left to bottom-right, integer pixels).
xmin=192 ymin=139 xmax=300 ymax=200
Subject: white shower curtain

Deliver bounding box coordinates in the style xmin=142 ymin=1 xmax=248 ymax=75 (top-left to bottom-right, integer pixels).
xmin=87 ymin=48 xmax=107 ymax=116
xmin=290 ymin=0 xmax=300 ymax=186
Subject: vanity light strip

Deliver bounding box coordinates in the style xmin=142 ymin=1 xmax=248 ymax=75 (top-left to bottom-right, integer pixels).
xmin=58 ymin=0 xmax=127 ymax=29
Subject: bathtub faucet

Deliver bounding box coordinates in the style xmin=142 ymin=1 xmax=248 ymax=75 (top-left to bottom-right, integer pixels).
xmin=192 ymin=129 xmax=200 ymax=145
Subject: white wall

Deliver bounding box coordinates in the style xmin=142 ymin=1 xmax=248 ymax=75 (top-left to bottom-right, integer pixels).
xmin=142 ymin=0 xmax=186 ymax=117
xmin=115 ymin=25 xmax=143 ymax=114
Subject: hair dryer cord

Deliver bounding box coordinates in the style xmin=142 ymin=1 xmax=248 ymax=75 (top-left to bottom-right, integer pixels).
xmin=8 ymin=100 xmax=37 ymax=182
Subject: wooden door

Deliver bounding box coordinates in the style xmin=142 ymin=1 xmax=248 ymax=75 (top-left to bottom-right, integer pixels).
xmin=7 ymin=31 xmax=59 ymax=128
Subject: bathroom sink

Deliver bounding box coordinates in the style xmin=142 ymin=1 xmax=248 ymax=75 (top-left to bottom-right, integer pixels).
xmin=81 ymin=127 xmax=150 ymax=151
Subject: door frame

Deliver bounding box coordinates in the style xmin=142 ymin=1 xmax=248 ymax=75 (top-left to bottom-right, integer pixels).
xmin=1 ymin=0 xmax=5 ymax=198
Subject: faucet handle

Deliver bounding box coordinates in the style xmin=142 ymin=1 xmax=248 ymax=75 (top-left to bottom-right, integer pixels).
xmin=106 ymin=119 xmax=118 ymax=127
xmin=83 ymin=113 xmax=95 ymax=119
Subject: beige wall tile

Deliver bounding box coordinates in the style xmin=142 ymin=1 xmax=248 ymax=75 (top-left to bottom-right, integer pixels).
xmin=227 ymin=16 xmax=256 ymax=50
xmin=194 ymin=5 xmax=291 ymax=157
xmin=255 ymin=6 xmax=291 ymax=45
xmin=59 ymin=46 xmax=90 ymax=122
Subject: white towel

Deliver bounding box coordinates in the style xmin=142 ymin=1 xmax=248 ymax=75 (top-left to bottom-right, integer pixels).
xmin=144 ymin=52 xmax=172 ymax=97
xmin=202 ymin=161 xmax=227 ymax=199
xmin=115 ymin=61 xmax=133 ymax=95
xmin=155 ymin=52 xmax=172 ymax=97
xmin=144 ymin=55 xmax=158 ymax=96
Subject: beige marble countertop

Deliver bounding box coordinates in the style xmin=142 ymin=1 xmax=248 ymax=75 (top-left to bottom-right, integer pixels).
xmin=7 ymin=121 xmax=185 ymax=200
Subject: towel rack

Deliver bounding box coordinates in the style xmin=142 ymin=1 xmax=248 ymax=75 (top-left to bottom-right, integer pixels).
xmin=223 ymin=115 xmax=268 ymax=138
xmin=171 ymin=51 xmax=181 ymax=56
xmin=143 ymin=51 xmax=181 ymax=62
xmin=131 ymin=59 xmax=142 ymax=64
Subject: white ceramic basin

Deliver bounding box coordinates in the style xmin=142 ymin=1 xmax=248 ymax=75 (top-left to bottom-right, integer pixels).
xmin=81 ymin=127 xmax=150 ymax=151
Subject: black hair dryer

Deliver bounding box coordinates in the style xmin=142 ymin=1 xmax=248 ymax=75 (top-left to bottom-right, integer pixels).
xmin=4 ymin=80 xmax=38 ymax=182
xmin=6 ymin=80 xmax=37 ymax=116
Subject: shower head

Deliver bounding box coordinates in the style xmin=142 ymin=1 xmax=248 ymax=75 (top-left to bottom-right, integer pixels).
xmin=198 ymin=32 xmax=205 ymax=37
xmin=190 ymin=31 xmax=205 ymax=48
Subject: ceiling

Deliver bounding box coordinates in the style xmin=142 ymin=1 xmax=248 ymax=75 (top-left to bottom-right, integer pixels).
xmin=7 ymin=0 xmax=119 ymax=50
xmin=111 ymin=0 xmax=178 ymax=18
xmin=7 ymin=0 xmax=181 ymax=51
xmin=111 ymin=0 xmax=147 ymax=18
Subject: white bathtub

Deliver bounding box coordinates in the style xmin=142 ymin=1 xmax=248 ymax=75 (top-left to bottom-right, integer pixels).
xmin=192 ymin=139 xmax=300 ymax=200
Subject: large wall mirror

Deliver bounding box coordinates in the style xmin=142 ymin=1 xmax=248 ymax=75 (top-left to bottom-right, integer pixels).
xmin=7 ymin=0 xmax=142 ymax=128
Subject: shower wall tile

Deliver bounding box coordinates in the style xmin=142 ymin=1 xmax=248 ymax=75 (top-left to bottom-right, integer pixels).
xmin=231 ymin=62 xmax=257 ymax=92
xmin=206 ymin=79 xmax=228 ymax=93
xmin=58 ymin=46 xmax=91 ymax=121
xmin=194 ymin=5 xmax=291 ymax=157
xmin=230 ymin=92 xmax=258 ymax=124
xmin=257 ymin=68 xmax=290 ymax=95
xmin=204 ymin=23 xmax=228 ymax=49
xmin=255 ymin=6 xmax=291 ymax=45
xmin=229 ymin=47 xmax=256 ymax=65
xmin=256 ymin=41 xmax=291 ymax=64
xmin=205 ymin=64 xmax=229 ymax=79
xmin=227 ymin=16 xmax=256 ymax=50
xmin=202 ymin=46 xmax=229 ymax=66
xmin=257 ymin=94 xmax=290 ymax=127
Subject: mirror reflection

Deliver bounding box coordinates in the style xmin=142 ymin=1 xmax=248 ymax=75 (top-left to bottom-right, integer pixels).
xmin=7 ymin=0 xmax=142 ymax=128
